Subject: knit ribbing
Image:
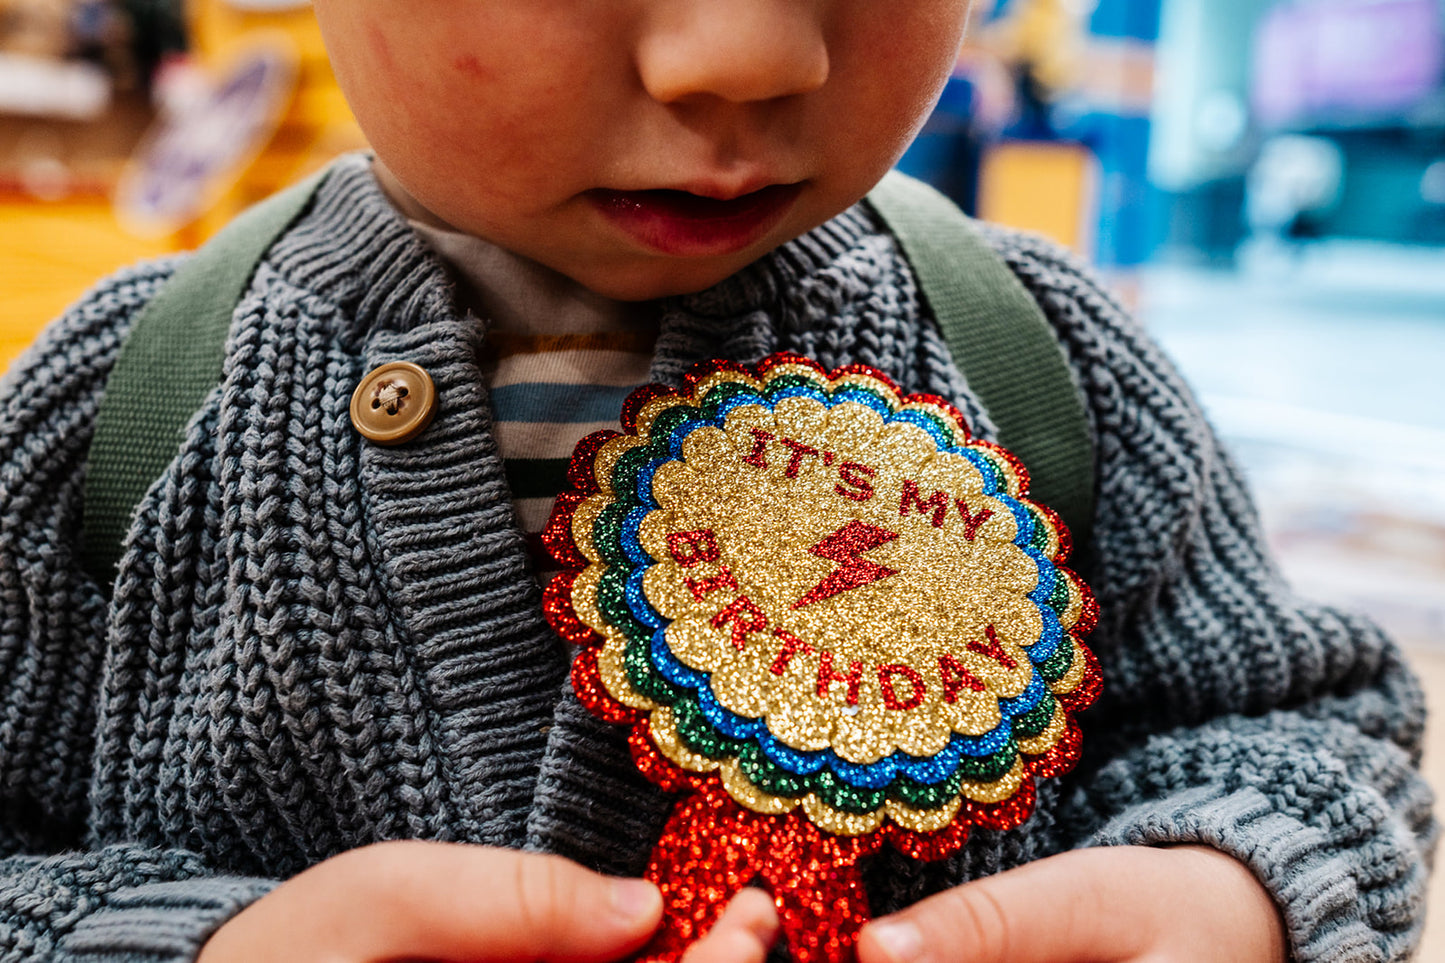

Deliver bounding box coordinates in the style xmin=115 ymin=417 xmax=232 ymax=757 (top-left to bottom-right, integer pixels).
xmin=0 ymin=846 xmax=274 ymax=962
xmin=62 ymin=870 xmax=276 ymax=962
xmin=0 ymin=155 xmax=1431 ymax=961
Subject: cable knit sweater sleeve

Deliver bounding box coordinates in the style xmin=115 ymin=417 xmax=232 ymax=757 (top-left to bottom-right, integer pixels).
xmin=0 ymin=262 xmax=277 ymax=962
xmin=981 ymin=227 xmax=1436 ymax=962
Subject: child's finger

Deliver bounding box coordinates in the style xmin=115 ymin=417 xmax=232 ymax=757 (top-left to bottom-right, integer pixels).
xmin=855 ymin=848 xmax=1149 ymax=963
xmin=680 ymin=887 xmax=781 ymax=963
xmin=356 ymin=843 xmax=664 ymax=962
xmin=198 ymin=841 xmax=664 ymax=963
xmin=856 ymin=845 xmax=1285 ymax=963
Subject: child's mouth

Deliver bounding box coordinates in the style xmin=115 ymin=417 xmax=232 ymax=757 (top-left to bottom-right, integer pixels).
xmin=587 ymin=183 xmax=802 ymax=258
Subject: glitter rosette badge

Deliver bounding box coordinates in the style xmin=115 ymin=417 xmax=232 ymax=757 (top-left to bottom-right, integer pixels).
xmin=543 ymin=354 xmax=1101 ymax=963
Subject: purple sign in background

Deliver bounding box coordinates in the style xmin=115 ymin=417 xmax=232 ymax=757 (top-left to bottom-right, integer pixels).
xmin=1254 ymin=0 xmax=1443 ymax=126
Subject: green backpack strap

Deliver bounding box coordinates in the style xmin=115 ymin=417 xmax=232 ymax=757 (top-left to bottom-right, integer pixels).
xmin=865 ymin=170 xmax=1095 ymax=546
xmin=81 ymin=172 xmax=326 ymax=587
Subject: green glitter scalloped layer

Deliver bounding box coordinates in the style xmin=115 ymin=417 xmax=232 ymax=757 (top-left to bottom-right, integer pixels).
xmin=591 ymin=375 xmax=1078 ymax=810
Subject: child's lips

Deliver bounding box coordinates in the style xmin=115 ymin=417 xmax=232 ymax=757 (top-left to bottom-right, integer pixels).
xmin=587 ymin=183 xmax=803 ymax=258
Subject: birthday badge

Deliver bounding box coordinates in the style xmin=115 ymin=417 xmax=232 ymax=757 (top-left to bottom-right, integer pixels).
xmin=543 ymin=354 xmax=1101 ymax=963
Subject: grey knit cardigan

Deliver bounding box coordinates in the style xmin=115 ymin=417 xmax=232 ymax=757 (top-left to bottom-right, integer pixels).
xmin=0 ymin=155 xmax=1433 ymax=962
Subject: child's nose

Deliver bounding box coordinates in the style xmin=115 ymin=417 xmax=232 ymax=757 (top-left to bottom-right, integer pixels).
xmin=635 ymin=1 xmax=830 ymax=105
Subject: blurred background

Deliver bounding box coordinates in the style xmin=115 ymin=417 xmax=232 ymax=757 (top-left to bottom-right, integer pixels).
xmin=1 ymin=0 xmax=1443 ymax=949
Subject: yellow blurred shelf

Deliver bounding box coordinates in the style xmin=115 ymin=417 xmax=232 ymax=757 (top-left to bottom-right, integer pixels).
xmin=978 ymin=140 xmax=1099 ymax=255
xmin=1 ymin=195 xmax=173 ymax=373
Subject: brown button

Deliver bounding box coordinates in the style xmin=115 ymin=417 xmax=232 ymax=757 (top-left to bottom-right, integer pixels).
xmin=350 ymin=361 xmax=437 ymax=445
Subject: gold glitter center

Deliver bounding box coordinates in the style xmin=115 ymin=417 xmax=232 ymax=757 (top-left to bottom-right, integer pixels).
xmin=638 ymin=397 xmax=1043 ymax=765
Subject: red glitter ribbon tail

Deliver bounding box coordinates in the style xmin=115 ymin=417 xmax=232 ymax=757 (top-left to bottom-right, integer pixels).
xmin=638 ymin=788 xmax=876 ymax=963
xmin=639 ymin=790 xmax=761 ymax=963
xmin=766 ymin=829 xmax=873 ymax=963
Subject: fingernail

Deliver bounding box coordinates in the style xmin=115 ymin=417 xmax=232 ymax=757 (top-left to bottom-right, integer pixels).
xmin=868 ymin=920 xmax=927 ymax=963
xmin=610 ymin=878 xmax=661 ymax=923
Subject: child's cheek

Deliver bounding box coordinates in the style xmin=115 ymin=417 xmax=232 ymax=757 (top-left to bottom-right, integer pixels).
xmin=451 ymin=53 xmax=499 ymax=85
xmin=428 ymin=66 xmax=553 ymax=175
xmin=365 ymin=23 xmax=394 ymax=73
xmin=424 ymin=41 xmax=599 ymax=183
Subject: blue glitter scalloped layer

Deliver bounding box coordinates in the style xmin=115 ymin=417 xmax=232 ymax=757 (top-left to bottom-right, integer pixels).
xmin=602 ymin=379 xmax=1070 ymax=791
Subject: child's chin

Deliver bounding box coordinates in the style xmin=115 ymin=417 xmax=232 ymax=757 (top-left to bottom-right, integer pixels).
xmin=575 ymin=256 xmax=763 ymax=302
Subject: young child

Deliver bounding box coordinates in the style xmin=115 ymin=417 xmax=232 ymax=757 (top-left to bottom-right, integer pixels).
xmin=0 ymin=2 xmax=1433 ymax=961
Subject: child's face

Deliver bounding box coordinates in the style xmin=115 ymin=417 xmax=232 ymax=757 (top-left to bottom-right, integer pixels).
xmin=314 ymin=1 xmax=972 ymax=300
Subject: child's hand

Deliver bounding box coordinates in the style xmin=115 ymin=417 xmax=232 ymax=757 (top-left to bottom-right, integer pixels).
xmin=195 ymin=839 xmax=773 ymax=963
xmin=858 ymin=845 xmax=1288 ymax=963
